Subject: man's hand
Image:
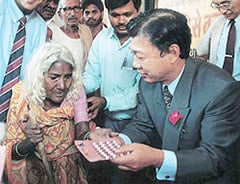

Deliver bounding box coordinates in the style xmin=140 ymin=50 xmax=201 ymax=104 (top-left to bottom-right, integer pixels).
xmin=89 ymin=128 xmax=119 ymax=141
xmin=111 ymin=143 xmax=164 ymax=172
xmin=87 ymin=96 xmax=106 ymax=120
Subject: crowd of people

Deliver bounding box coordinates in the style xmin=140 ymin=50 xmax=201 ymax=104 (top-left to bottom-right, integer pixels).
xmin=0 ymin=0 xmax=239 ymax=184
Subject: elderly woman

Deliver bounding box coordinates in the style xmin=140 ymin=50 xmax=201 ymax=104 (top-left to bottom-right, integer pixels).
xmin=2 ymin=43 xmax=89 ymax=184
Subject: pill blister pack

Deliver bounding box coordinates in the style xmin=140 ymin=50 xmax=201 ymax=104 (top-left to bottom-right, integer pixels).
xmin=92 ymin=140 xmax=120 ymax=160
xmin=75 ymin=138 xmax=131 ymax=162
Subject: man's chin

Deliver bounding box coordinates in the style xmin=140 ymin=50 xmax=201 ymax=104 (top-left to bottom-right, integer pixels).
xmin=142 ymin=76 xmax=155 ymax=83
xmin=86 ymin=22 xmax=99 ymax=28
xmin=116 ymin=31 xmax=129 ymax=38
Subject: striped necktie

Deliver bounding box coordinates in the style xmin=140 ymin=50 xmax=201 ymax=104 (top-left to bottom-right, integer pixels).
xmin=0 ymin=17 xmax=27 ymax=122
xmin=223 ymin=20 xmax=236 ymax=74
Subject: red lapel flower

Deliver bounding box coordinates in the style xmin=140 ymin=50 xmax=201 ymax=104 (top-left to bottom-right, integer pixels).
xmin=169 ymin=110 xmax=183 ymax=126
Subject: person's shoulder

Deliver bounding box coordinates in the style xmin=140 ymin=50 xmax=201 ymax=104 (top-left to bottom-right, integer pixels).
xmin=96 ymin=27 xmax=113 ymax=39
xmin=188 ymin=57 xmax=235 ymax=84
xmin=79 ymin=24 xmax=93 ymax=39
xmin=79 ymin=24 xmax=91 ymax=33
xmin=92 ymin=27 xmax=115 ymax=48
xmin=235 ymin=15 xmax=240 ymax=24
xmin=210 ymin=15 xmax=227 ymax=28
xmin=0 ymin=0 xmax=4 ymax=12
xmin=90 ymin=28 xmax=108 ymax=46
xmin=28 ymin=11 xmax=47 ymax=33
xmin=35 ymin=12 xmax=46 ymax=24
xmin=0 ymin=1 xmax=3 ymax=21
xmin=47 ymin=14 xmax=64 ymax=28
xmin=50 ymin=23 xmax=60 ymax=32
xmin=29 ymin=11 xmax=46 ymax=26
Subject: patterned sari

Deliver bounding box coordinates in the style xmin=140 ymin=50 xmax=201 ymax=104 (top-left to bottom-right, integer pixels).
xmin=2 ymin=83 xmax=87 ymax=184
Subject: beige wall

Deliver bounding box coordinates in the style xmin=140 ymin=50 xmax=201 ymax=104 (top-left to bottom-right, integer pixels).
xmin=157 ymin=0 xmax=220 ymax=57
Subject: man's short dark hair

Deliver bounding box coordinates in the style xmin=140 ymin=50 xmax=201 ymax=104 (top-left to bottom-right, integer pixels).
xmin=104 ymin=0 xmax=141 ymax=12
xmin=127 ymin=8 xmax=191 ymax=59
xmin=82 ymin=0 xmax=104 ymax=12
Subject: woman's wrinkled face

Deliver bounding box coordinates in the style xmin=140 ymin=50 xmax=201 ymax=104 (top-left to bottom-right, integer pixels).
xmin=44 ymin=60 xmax=73 ymax=106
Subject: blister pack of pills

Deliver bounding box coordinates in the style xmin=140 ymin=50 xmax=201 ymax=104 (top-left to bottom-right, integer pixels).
xmin=75 ymin=138 xmax=130 ymax=162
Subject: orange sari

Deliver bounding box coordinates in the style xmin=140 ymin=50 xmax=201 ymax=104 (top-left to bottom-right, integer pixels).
xmin=2 ymin=83 xmax=87 ymax=184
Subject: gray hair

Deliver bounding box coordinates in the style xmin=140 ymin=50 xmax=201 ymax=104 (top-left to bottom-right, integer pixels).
xmin=23 ymin=42 xmax=82 ymax=107
xmin=58 ymin=0 xmax=81 ymax=10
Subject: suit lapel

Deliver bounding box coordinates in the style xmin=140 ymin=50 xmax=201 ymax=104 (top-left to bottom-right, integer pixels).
xmin=148 ymin=83 xmax=167 ymax=138
xmin=162 ymin=58 xmax=197 ymax=150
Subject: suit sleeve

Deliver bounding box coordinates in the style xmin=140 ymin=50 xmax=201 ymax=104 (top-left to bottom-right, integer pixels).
xmin=121 ymin=80 xmax=157 ymax=144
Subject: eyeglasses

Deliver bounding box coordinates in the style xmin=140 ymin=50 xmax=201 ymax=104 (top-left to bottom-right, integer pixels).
xmin=61 ymin=6 xmax=82 ymax=14
xmin=210 ymin=1 xmax=231 ymax=11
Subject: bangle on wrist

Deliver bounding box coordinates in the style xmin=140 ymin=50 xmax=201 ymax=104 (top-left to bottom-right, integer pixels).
xmin=83 ymin=131 xmax=91 ymax=140
xmin=15 ymin=142 xmax=29 ymax=157
xmin=79 ymin=131 xmax=91 ymax=140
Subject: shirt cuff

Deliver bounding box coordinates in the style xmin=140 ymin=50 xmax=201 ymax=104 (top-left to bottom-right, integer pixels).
xmin=119 ymin=133 xmax=132 ymax=145
xmin=156 ymin=150 xmax=177 ymax=181
xmin=103 ymin=96 xmax=109 ymax=110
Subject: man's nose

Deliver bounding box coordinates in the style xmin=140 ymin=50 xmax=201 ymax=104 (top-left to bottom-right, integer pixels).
xmin=88 ymin=12 xmax=94 ymax=18
xmin=132 ymin=59 xmax=141 ymax=69
xmin=70 ymin=9 xmax=76 ymax=15
xmin=118 ymin=15 xmax=126 ymax=23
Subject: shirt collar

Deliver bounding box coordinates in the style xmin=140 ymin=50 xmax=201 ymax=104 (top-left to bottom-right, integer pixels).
xmin=106 ymin=27 xmax=131 ymax=45
xmin=226 ymin=15 xmax=240 ymax=27
xmin=9 ymin=0 xmax=36 ymax=24
xmin=9 ymin=0 xmax=24 ymax=23
xmin=234 ymin=15 xmax=240 ymax=26
xmin=165 ymin=65 xmax=185 ymax=95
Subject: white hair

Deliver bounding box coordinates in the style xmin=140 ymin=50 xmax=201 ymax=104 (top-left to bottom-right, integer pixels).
xmin=22 ymin=42 xmax=82 ymax=107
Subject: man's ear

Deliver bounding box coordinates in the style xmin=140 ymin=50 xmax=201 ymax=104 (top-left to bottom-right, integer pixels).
xmin=169 ymin=44 xmax=180 ymax=56
xmin=169 ymin=44 xmax=181 ymax=64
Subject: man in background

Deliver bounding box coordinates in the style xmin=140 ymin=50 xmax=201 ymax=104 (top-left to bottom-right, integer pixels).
xmin=84 ymin=0 xmax=141 ymax=133
xmin=82 ymin=0 xmax=107 ymax=39
xmin=51 ymin=0 xmax=92 ymax=74
xmin=36 ymin=0 xmax=60 ymax=40
xmin=83 ymin=0 xmax=147 ymax=183
xmin=36 ymin=0 xmax=59 ymax=22
xmin=0 ymin=0 xmax=47 ymax=122
xmin=197 ymin=0 xmax=240 ymax=80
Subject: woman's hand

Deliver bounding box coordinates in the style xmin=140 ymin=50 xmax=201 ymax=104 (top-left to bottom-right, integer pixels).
xmin=12 ymin=122 xmax=44 ymax=160
xmin=25 ymin=122 xmax=44 ymax=145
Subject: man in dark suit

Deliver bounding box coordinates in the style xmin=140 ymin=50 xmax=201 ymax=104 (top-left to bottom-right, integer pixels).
xmin=89 ymin=9 xmax=240 ymax=183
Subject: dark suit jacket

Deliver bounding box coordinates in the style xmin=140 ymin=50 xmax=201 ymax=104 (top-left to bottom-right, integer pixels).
xmin=122 ymin=57 xmax=240 ymax=184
